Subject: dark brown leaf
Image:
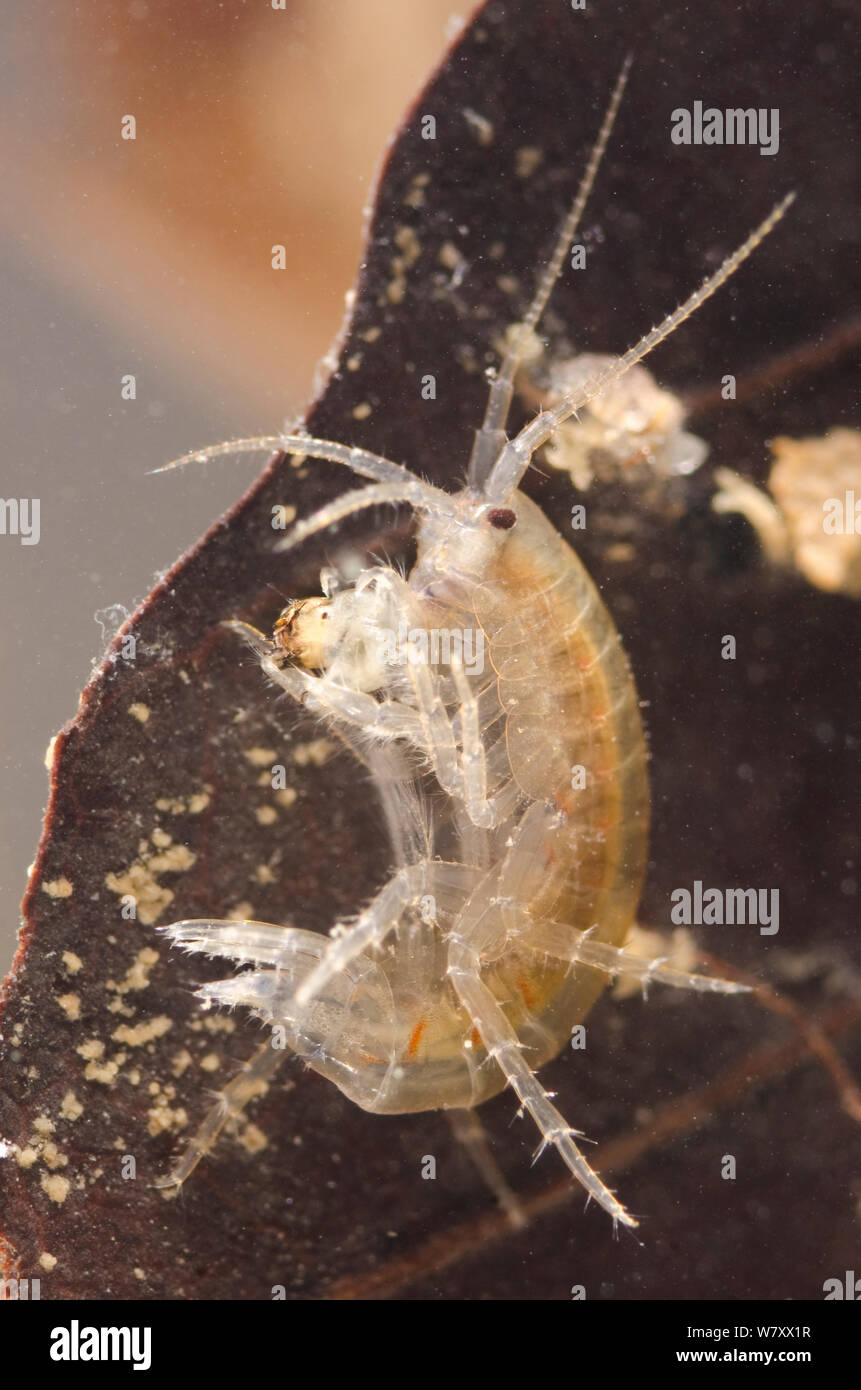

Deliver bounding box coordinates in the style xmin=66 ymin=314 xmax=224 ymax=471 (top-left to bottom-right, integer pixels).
xmin=1 ymin=0 xmax=859 ymax=1300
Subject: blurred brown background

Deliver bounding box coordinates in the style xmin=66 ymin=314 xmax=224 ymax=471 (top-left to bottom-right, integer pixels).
xmin=0 ymin=0 xmax=473 ymax=973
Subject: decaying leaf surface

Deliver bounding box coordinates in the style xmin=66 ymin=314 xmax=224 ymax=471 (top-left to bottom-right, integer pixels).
xmin=1 ymin=0 xmax=859 ymax=1300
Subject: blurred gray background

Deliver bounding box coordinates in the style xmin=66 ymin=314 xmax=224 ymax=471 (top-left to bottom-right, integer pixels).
xmin=1 ymin=0 xmax=469 ymax=974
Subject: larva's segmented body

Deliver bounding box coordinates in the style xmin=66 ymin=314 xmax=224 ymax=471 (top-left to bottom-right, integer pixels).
xmin=158 ymin=63 xmax=792 ymax=1228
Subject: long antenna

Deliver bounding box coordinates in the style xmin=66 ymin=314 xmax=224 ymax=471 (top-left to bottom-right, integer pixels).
xmin=150 ymin=433 xmax=424 ymax=488
xmin=467 ymin=55 xmax=632 ymax=490
xmin=483 ymin=191 xmax=796 ymax=506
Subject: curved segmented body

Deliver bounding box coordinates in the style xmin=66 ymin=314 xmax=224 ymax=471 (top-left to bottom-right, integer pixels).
xmin=158 ymin=63 xmax=790 ymax=1226
xmin=258 ymin=489 xmax=650 ymax=1122
xmin=346 ymin=489 xmax=650 ymax=1113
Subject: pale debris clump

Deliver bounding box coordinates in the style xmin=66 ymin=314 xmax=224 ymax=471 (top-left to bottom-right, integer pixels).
xmin=171 ymin=1048 xmax=193 ymax=1078
xmin=60 ymin=1091 xmax=84 ymax=1121
xmin=82 ymin=1054 xmax=126 ymax=1085
xmin=155 ymin=787 xmax=211 ymax=815
xmin=402 ymin=171 xmax=430 ymax=210
xmin=512 ymin=328 xmax=708 ymax=490
xmin=146 ymin=1099 xmax=188 ymax=1138
xmin=200 ymin=1014 xmax=236 ymax=1035
xmin=146 ymin=1078 xmax=188 ymax=1137
xmin=104 ymin=838 xmax=196 ymax=926
xmin=41 ymin=1174 xmax=70 ymax=1204
xmin=386 ymin=224 xmax=421 ymax=306
xmin=111 ymin=1015 xmax=172 ymax=1047
xmin=463 ymin=107 xmax=494 ymax=146
xmin=106 ymin=944 xmax=161 ymax=1017
xmin=515 ymin=145 xmax=543 ymax=178
xmin=713 ymin=427 xmax=861 ymax=598
xmin=76 ymin=1037 xmax=127 ymax=1084
xmin=613 ymin=926 xmax=698 ymax=1001
xmin=244 ymin=746 xmax=278 ymax=768
xmin=56 ymin=993 xmax=81 ymax=1021
xmin=7 ymin=1110 xmax=72 ymax=1181
xmin=106 ymin=946 xmax=160 ymax=998
xmin=42 ymin=877 xmax=74 ymax=899
xmin=292 ymin=737 xmax=335 ymax=768
xmin=238 ymin=1122 xmax=268 ymax=1156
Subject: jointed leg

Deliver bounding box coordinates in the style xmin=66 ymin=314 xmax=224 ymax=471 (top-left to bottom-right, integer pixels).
xmin=361 ymin=741 xmax=433 ymax=869
xmin=448 ymin=658 xmax=521 ymax=827
xmin=365 ymin=567 xmax=500 ymax=826
xmin=157 ymin=919 xmax=353 ymax=1189
xmin=408 ymin=651 xmax=517 ymax=829
xmin=297 ymin=666 xmax=425 ymax=743
xmin=405 ymin=649 xmax=464 ymax=800
xmin=154 ymin=1037 xmax=286 ymax=1190
xmin=371 ymin=572 xmax=508 ymax=826
xmin=232 ymin=591 xmax=509 ymax=832
xmin=293 ymin=863 xmax=430 ymax=1009
xmin=263 ymin=556 xmax=508 ymax=831
xmin=447 ymin=932 xmax=638 ymax=1229
xmin=449 ymin=656 xmax=487 ymax=821
xmin=521 ymin=919 xmax=752 ymax=997
xmin=228 ymin=620 xmax=431 ymax=746
xmin=161 ymin=918 xmax=317 ymax=969
xmin=446 ymin=1108 xmax=527 ymax=1230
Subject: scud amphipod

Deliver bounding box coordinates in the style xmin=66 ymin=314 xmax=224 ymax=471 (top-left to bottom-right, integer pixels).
xmin=157 ymin=62 xmax=792 ymax=1229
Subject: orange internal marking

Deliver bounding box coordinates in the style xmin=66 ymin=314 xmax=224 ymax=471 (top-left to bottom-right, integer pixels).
xmin=407 ymin=1017 xmax=426 ymax=1059
xmin=518 ymin=974 xmax=536 ymax=1010
xmin=358 ymin=1049 xmax=384 ymax=1066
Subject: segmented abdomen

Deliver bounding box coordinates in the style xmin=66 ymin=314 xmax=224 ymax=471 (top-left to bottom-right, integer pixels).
xmin=470 ymin=490 xmax=649 ymax=1065
xmin=365 ymin=491 xmax=649 ymax=1114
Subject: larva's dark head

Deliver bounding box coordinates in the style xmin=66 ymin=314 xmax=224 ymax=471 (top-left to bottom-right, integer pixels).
xmin=272 ymin=597 xmax=332 ymax=670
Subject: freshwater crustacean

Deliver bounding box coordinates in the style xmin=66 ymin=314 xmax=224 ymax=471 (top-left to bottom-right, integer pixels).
xmin=157 ymin=63 xmax=791 ymax=1228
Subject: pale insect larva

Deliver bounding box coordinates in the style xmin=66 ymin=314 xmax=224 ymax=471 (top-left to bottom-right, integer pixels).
xmin=156 ymin=61 xmax=793 ymax=1229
